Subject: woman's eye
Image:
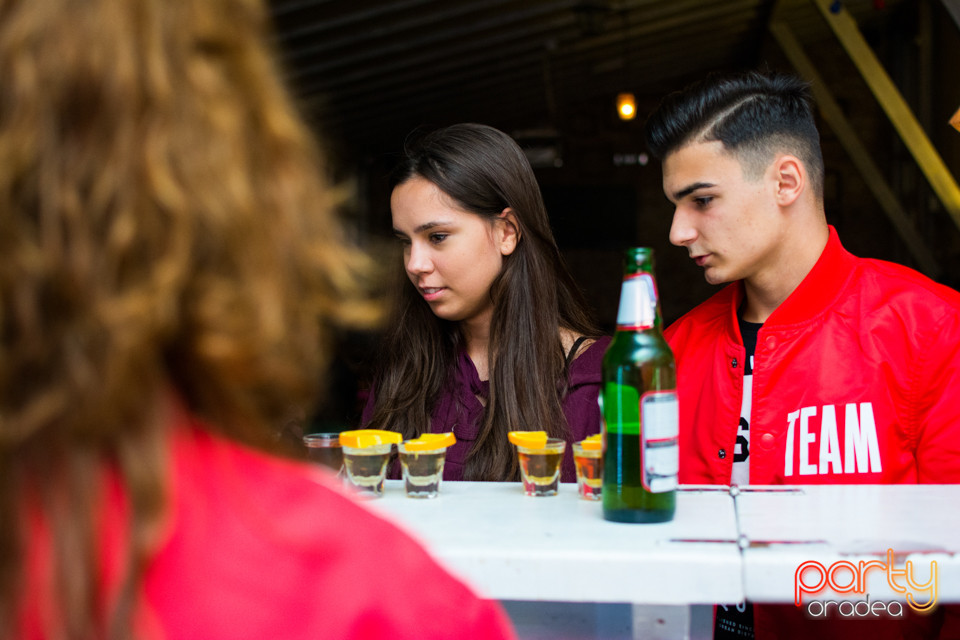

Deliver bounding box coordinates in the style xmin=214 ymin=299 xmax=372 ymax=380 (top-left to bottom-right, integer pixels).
xmin=429 ymin=233 xmax=448 ymax=244
xmin=394 ymin=235 xmax=411 ymax=247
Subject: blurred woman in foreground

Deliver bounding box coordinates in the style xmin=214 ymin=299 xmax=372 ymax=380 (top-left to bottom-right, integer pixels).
xmin=0 ymin=0 xmax=514 ymax=638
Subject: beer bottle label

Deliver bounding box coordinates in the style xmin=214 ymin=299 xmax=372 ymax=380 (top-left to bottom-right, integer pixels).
xmin=616 ymin=273 xmax=657 ymax=330
xmin=640 ymin=391 xmax=679 ymax=493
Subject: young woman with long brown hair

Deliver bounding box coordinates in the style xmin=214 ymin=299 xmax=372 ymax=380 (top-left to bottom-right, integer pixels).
xmin=0 ymin=1 xmax=514 ymax=638
xmin=364 ymin=123 xmax=609 ymax=482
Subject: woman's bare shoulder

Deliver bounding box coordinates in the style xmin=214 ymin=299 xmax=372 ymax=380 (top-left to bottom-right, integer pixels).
xmin=559 ymin=328 xmax=597 ymax=362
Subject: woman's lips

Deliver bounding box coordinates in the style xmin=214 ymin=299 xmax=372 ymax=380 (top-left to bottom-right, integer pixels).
xmin=421 ymin=287 xmax=445 ymax=301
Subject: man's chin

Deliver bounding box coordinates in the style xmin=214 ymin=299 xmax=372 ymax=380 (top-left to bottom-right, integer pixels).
xmin=703 ymin=268 xmax=731 ymax=286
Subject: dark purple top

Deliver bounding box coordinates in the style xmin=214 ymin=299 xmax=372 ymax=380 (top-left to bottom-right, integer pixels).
xmin=362 ymin=336 xmax=611 ymax=482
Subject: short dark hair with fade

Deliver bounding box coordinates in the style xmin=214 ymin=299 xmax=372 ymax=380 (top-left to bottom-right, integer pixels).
xmin=644 ymin=71 xmax=825 ymax=199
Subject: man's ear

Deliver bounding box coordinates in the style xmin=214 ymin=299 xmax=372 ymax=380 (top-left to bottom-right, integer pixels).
xmin=497 ymin=208 xmax=521 ymax=256
xmin=772 ymin=154 xmax=805 ymax=207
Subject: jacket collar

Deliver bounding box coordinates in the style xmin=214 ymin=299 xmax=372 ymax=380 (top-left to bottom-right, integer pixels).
xmin=727 ymin=225 xmax=856 ymax=331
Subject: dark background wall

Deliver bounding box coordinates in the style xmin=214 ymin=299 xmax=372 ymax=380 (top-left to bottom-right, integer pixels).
xmin=274 ymin=0 xmax=960 ymax=431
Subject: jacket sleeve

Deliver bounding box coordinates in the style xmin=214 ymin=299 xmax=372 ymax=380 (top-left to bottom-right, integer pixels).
xmin=913 ymin=308 xmax=960 ymax=483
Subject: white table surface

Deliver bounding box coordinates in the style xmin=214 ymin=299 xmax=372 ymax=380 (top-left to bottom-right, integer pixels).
xmin=364 ymin=480 xmax=743 ymax=605
xmin=736 ymin=484 xmax=960 ymax=603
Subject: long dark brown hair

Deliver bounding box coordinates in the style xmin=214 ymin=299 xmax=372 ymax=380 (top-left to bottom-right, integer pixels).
xmin=0 ymin=0 xmax=375 ymax=637
xmin=367 ymin=123 xmax=599 ymax=481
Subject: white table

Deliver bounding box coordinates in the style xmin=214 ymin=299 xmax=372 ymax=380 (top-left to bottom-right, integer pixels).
xmin=357 ymin=481 xmax=960 ymax=638
xmin=366 ymin=480 xmax=743 ymax=605
xmin=735 ymin=484 xmax=960 ymax=605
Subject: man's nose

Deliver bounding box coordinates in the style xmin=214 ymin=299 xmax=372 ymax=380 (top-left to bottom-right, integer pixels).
xmin=668 ymin=208 xmax=696 ymax=247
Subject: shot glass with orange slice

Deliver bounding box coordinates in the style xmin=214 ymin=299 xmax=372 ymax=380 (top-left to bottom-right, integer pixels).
xmin=508 ymin=430 xmax=566 ymax=497
xmin=572 ymin=433 xmax=603 ymax=501
xmin=398 ymin=432 xmax=456 ymax=499
xmin=338 ymin=429 xmax=402 ymax=498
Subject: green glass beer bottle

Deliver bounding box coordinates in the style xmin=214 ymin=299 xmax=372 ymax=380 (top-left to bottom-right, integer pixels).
xmin=601 ymin=247 xmax=678 ymax=523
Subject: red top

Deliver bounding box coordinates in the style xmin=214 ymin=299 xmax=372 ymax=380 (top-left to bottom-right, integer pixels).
xmin=20 ymin=410 xmax=516 ymax=640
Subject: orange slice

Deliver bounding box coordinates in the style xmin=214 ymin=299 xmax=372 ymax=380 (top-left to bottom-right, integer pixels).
xmin=507 ymin=430 xmax=548 ymax=449
xmin=403 ymin=432 xmax=457 ymax=452
xmin=338 ymin=429 xmax=402 ymax=448
xmin=580 ymin=433 xmax=602 ymax=451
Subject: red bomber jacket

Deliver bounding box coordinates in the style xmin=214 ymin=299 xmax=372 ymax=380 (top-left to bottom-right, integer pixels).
xmin=665 ymin=227 xmax=960 ymax=639
xmin=665 ymin=226 xmax=960 ymax=487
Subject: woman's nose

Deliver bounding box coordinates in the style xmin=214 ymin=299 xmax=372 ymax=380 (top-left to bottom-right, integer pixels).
xmin=405 ymin=242 xmax=433 ymax=275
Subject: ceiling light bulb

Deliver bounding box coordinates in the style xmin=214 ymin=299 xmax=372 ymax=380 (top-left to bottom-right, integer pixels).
xmin=617 ymin=93 xmax=636 ymax=121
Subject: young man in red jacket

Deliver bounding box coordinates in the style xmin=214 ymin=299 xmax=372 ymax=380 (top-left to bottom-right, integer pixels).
xmin=644 ymin=71 xmax=960 ymax=639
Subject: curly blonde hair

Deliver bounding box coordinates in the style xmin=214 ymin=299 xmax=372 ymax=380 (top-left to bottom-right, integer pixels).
xmin=0 ymin=0 xmax=375 ymax=636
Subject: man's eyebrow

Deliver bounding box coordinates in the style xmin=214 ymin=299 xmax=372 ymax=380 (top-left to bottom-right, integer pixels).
xmin=672 ymin=182 xmax=715 ymax=201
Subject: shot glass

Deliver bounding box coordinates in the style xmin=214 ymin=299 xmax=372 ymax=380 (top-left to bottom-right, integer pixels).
xmin=302 ymin=433 xmax=344 ymax=475
xmin=515 ymin=438 xmax=566 ymax=497
xmin=572 ymin=437 xmax=603 ymax=501
xmin=397 ymin=432 xmax=456 ymax=499
xmin=338 ymin=429 xmax=402 ymax=498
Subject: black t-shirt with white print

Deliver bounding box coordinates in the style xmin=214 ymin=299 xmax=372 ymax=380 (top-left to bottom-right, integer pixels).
xmin=714 ymin=310 xmax=762 ymax=640
xmin=732 ymin=315 xmax=761 ymax=486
